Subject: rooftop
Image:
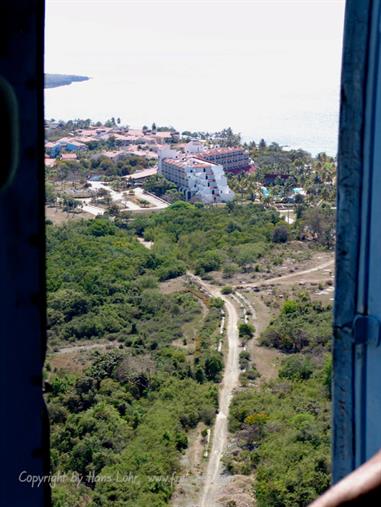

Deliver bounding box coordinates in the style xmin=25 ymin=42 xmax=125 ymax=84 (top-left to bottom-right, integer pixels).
xmin=125 ymin=167 xmax=158 ymax=180
xmin=164 ymin=157 xmax=216 ymax=170
xmin=61 ymin=153 xmax=78 ymax=160
xmin=200 ymin=146 xmax=245 ymax=157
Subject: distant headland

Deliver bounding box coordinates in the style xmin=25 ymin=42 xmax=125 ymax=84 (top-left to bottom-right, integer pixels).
xmin=45 ymin=74 xmax=90 ymax=89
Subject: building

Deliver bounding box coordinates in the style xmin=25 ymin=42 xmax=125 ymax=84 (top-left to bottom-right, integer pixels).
xmin=60 ymin=153 xmax=78 ymax=161
xmin=44 ymin=157 xmax=56 ymax=168
xmin=65 ymin=141 xmax=87 ymax=152
xmin=197 ymin=146 xmax=252 ymax=174
xmin=124 ymin=167 xmax=158 ymax=186
xmin=158 ymin=147 xmax=234 ymax=203
xmin=54 ymin=137 xmax=88 ymax=153
xmin=45 ymin=141 xmax=61 ymax=158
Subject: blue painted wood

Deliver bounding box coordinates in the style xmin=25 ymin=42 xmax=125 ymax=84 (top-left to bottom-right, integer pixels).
xmin=0 ymin=2 xmax=50 ymax=505
xmin=334 ymin=0 xmax=381 ymax=483
xmin=360 ymin=0 xmax=381 ymax=464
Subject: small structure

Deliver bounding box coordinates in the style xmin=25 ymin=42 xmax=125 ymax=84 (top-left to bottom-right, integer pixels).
xmin=65 ymin=141 xmax=87 ymax=152
xmin=45 ymin=141 xmax=61 ymax=158
xmin=44 ymin=157 xmax=56 ymax=168
xmin=60 ymin=153 xmax=78 ymax=161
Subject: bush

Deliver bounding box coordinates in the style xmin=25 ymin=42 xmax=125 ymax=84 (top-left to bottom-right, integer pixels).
xmin=239 ymin=351 xmax=251 ymax=370
xmin=203 ymin=352 xmax=224 ymax=382
xmin=239 ymin=322 xmax=255 ymax=339
xmin=210 ymin=297 xmax=224 ymax=309
xmin=221 ymin=285 xmax=233 ymax=295
xmin=272 ymin=225 xmax=288 ymax=243
xmin=223 ymin=263 xmax=239 ymax=278
xmin=260 ymin=296 xmax=332 ymax=353
xmin=279 ymin=355 xmax=314 ymax=381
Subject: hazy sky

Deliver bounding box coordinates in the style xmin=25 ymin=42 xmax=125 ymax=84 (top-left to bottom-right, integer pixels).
xmin=45 ymin=0 xmax=346 ymax=153
xmin=46 ymin=0 xmax=345 ymax=79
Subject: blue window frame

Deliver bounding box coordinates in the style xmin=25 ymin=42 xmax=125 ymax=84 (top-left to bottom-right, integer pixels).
xmin=334 ymin=0 xmax=381 ymax=482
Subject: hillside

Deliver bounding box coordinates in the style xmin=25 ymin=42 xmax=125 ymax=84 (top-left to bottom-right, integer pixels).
xmin=45 ymin=73 xmax=90 ymax=89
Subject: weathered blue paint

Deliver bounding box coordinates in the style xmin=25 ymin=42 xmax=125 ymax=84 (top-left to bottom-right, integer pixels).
xmin=0 ymin=1 xmax=50 ymax=505
xmin=358 ymin=0 xmax=381 ymax=465
xmin=334 ymin=0 xmax=381 ymax=483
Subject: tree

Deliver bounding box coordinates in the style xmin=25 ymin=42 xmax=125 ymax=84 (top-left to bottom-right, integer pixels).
xmin=106 ymin=203 xmax=120 ymax=216
xmin=62 ymin=197 xmax=80 ymax=213
xmin=259 ymin=138 xmax=267 ymax=150
xmin=239 ymin=323 xmax=255 ymax=340
xmin=143 ymin=175 xmax=177 ymax=197
xmin=272 ymin=225 xmax=289 ymax=243
xmin=46 ymin=182 xmax=57 ymax=204
xmin=279 ymin=355 xmax=314 ymax=381
xmin=204 ymin=352 xmax=223 ymax=381
xmin=302 ymin=207 xmax=335 ymax=248
xmin=216 ymin=127 xmax=241 ymax=147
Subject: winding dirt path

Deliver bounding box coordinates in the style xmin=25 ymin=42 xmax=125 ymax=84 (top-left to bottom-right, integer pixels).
xmin=188 ymin=274 xmax=241 ymax=507
xmin=190 ymin=257 xmax=334 ymax=505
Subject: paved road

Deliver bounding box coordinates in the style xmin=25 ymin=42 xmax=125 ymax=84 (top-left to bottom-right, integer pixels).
xmin=80 ymin=198 xmax=105 ymax=216
xmin=87 ymin=181 xmax=168 ymax=211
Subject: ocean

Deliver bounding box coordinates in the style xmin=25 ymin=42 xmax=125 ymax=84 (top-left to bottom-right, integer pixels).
xmin=45 ymin=75 xmax=340 ymax=157
xmin=45 ymin=1 xmax=345 ymax=157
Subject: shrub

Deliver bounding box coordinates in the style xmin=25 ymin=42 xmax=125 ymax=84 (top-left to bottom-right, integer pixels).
xmin=279 ymin=355 xmax=314 ymax=381
xmin=239 ymin=322 xmax=255 ymax=339
xmin=210 ymin=297 xmax=224 ymax=309
xmin=272 ymin=225 xmax=288 ymax=243
xmin=223 ymin=263 xmax=239 ymax=278
xmin=239 ymin=350 xmax=251 ymax=370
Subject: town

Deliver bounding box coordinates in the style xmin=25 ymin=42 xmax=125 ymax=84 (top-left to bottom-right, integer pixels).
xmin=45 ymin=119 xmax=335 ymax=223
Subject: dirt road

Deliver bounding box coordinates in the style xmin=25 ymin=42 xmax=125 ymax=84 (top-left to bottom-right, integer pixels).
xmin=236 ymin=259 xmax=334 ymax=288
xmin=51 ymin=341 xmax=118 ymax=355
xmin=188 ymin=274 xmax=241 ymax=507
xmin=190 ymin=258 xmax=334 ymax=506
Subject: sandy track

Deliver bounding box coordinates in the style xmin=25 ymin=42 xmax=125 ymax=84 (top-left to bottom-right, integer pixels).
xmin=236 ymin=259 xmax=334 ymax=288
xmin=188 ymin=274 xmax=241 ymax=507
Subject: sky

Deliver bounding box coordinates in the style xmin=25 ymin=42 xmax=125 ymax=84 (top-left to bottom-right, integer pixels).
xmin=45 ymin=0 xmax=346 ymax=153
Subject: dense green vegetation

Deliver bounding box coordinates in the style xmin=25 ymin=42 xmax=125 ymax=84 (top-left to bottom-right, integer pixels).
xmin=228 ymin=368 xmax=331 ymax=506
xmin=46 ymin=200 xmax=333 ymax=506
xmin=143 ymin=174 xmax=183 ymax=203
xmin=130 ymin=201 xmax=286 ymax=276
xmin=46 ymin=218 xmax=225 ymax=506
xmin=48 ymin=354 xmax=218 ymax=506
xmin=227 ymin=296 xmax=332 ymax=506
xmin=49 ymin=153 xmax=154 ymax=182
xmin=229 ymin=141 xmax=336 ymax=206
xmin=259 ymin=294 xmax=332 ymax=354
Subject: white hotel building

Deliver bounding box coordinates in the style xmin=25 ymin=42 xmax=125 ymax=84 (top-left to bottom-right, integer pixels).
xmin=158 ymin=143 xmax=235 ymax=204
